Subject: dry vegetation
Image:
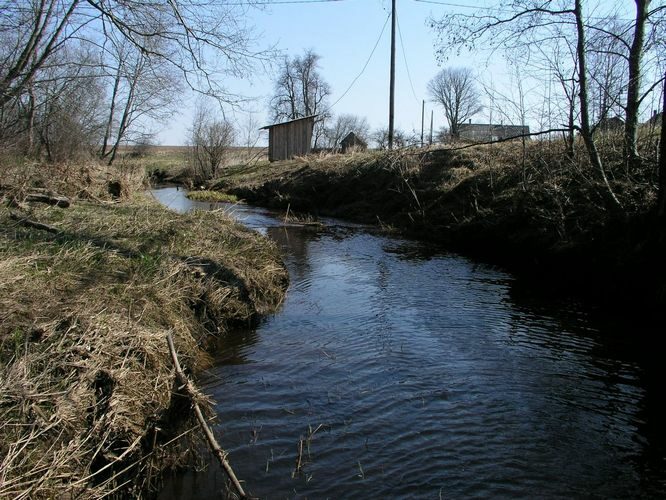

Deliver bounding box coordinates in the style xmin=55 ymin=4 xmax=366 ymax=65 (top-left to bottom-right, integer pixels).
xmin=212 ymin=128 xmax=664 ymax=302
xmin=215 ymin=129 xmax=660 ymax=237
xmin=113 ymin=145 xmax=268 ymax=186
xmin=0 ymin=161 xmax=287 ymax=498
xmin=186 ymin=190 xmax=240 ymax=203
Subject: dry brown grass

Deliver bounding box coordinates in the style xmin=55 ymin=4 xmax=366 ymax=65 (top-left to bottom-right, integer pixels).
xmin=0 ymin=159 xmax=146 ymax=204
xmin=0 ymin=163 xmax=287 ymax=498
xmin=213 ymin=131 xmax=660 ymax=249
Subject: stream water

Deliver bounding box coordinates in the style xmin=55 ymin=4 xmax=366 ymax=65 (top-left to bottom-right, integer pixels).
xmin=153 ymin=187 xmax=665 ymax=499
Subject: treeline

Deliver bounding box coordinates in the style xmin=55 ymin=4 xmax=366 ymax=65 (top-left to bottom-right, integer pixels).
xmin=429 ymin=0 xmax=666 ymax=215
xmin=0 ymin=0 xmax=268 ymax=165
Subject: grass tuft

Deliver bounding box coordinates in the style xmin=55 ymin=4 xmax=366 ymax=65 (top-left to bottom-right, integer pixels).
xmin=186 ymin=190 xmax=241 ymax=203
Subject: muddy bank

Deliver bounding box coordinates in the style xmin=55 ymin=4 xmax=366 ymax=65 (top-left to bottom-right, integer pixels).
xmin=0 ymin=185 xmax=287 ymax=498
xmin=214 ymin=145 xmax=665 ymax=307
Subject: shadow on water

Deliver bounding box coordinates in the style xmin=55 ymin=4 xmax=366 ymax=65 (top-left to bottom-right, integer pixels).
xmin=154 ymin=187 xmax=666 ymax=499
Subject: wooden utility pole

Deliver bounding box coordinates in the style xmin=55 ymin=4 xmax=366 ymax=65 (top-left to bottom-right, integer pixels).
xmin=429 ymin=110 xmax=434 ymax=145
xmin=421 ymin=100 xmax=425 ymax=147
xmin=388 ymin=0 xmax=396 ymax=150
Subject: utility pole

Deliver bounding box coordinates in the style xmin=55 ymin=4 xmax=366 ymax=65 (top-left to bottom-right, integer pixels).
xmin=421 ymin=100 xmax=425 ymax=147
xmin=388 ymin=0 xmax=396 ymax=150
xmin=429 ymin=110 xmax=434 ymax=145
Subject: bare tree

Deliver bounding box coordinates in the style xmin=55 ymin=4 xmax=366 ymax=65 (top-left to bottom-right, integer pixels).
xmin=188 ymin=103 xmax=235 ymax=182
xmin=100 ymin=35 xmax=180 ymax=165
xmin=322 ymin=114 xmax=370 ymax=151
xmin=238 ymin=112 xmax=261 ymax=158
xmin=657 ymin=74 xmax=666 ymax=218
xmin=38 ymin=66 xmax=106 ymax=161
xmin=270 ymin=50 xmax=331 ymax=147
xmin=429 ymin=2 xmax=623 ymax=206
xmin=0 ymin=0 xmax=270 ymax=159
xmin=624 ymin=0 xmax=651 ymax=168
xmin=427 ymin=68 xmax=482 ymax=139
xmin=587 ymin=20 xmax=628 ymax=126
xmin=430 ymin=0 xmax=665 ymax=173
xmin=372 ymin=127 xmax=412 ymax=150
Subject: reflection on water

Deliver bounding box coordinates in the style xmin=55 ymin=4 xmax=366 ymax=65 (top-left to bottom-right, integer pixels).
xmin=155 ymin=188 xmax=666 ymax=499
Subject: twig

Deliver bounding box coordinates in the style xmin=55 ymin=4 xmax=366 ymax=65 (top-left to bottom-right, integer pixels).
xmin=284 ymin=203 xmax=290 ymax=224
xmin=292 ymin=436 xmax=304 ymax=478
xmin=166 ymin=333 xmax=248 ymax=499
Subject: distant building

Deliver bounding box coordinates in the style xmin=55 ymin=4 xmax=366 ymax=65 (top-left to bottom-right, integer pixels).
xmin=340 ymin=132 xmax=367 ymax=153
xmin=648 ymin=110 xmax=662 ymax=126
xmin=596 ymin=116 xmax=625 ymax=132
xmin=458 ymin=121 xmax=530 ymax=142
xmin=261 ymin=115 xmax=317 ymax=162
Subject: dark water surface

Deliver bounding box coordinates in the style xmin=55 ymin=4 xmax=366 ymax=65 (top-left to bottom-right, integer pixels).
xmin=154 ymin=187 xmax=666 ymax=499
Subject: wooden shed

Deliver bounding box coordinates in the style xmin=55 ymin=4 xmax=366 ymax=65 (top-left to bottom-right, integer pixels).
xmin=261 ymin=115 xmax=317 ymax=162
xmin=340 ymin=132 xmax=367 ymax=153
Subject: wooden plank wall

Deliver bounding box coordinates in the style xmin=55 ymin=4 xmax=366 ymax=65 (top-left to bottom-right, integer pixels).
xmin=268 ymin=118 xmax=315 ymax=161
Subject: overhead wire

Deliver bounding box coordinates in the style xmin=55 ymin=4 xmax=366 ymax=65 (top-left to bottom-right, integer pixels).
xmin=396 ymin=10 xmax=420 ymax=104
xmin=323 ymin=11 xmax=391 ymax=113
xmin=214 ymin=0 xmax=350 ymax=5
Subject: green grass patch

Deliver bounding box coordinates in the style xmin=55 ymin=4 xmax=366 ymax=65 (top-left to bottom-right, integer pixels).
xmin=186 ymin=190 xmax=240 ymax=203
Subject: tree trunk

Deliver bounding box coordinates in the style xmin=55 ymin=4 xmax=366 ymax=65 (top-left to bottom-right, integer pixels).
xmin=657 ymin=72 xmax=666 ymax=219
xmin=574 ymin=0 xmax=621 ymax=209
xmin=108 ymin=59 xmax=142 ymax=166
xmin=624 ymin=0 xmax=650 ymax=170
xmin=101 ymin=64 xmax=122 ymax=159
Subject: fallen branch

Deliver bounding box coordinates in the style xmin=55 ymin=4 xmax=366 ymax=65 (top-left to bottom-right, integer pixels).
xmin=165 ymin=333 xmax=248 ymax=499
xmin=9 ymin=213 xmax=61 ymax=234
xmin=25 ymin=192 xmax=70 ymax=208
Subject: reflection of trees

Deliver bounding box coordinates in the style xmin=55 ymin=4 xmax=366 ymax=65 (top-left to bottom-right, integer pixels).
xmin=210 ymin=325 xmax=261 ymax=366
xmin=265 ymin=226 xmax=314 ymax=283
xmin=505 ymin=283 xmax=666 ymax=493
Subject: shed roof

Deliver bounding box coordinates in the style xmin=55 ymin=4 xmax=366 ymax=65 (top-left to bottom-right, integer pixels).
xmin=340 ymin=131 xmax=367 ymax=147
xmin=260 ymin=115 xmax=318 ymax=130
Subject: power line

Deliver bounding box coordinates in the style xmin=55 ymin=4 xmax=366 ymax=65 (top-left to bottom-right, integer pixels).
xmin=412 ymin=0 xmax=490 ymax=9
xmin=216 ymin=0 xmax=350 ymax=5
xmin=324 ymin=12 xmax=391 ymax=113
xmin=396 ymin=11 xmax=419 ymax=104
xmin=413 ymin=0 xmax=634 ymax=20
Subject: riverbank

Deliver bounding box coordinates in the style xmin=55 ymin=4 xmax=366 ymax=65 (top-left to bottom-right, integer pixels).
xmin=0 ymin=163 xmax=288 ymax=498
xmin=212 ymin=139 xmax=665 ymax=307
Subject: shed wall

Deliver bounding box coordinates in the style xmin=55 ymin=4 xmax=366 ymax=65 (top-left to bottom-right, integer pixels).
xmin=268 ymin=119 xmax=315 ymax=161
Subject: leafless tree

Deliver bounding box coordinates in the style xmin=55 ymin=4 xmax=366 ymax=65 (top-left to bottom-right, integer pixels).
xmin=429 ymin=1 xmax=623 ymax=206
xmin=430 ymin=0 xmax=665 ymax=178
xmin=1 ymin=1 xmax=267 ymax=104
xmin=238 ymin=112 xmax=262 ymax=158
xmin=372 ymin=127 xmax=413 ymax=150
xmin=188 ymin=102 xmax=235 ymax=182
xmin=1 ymin=0 xmax=270 ymax=159
xmin=7 ymin=44 xmax=105 ymax=161
xmin=587 ymin=20 xmax=628 ymax=127
xmin=427 ymin=68 xmax=483 ymax=139
xmin=100 ymin=35 xmax=180 ymax=165
xmin=322 ymin=114 xmax=370 ymax=151
xmin=270 ymin=50 xmax=331 ymax=147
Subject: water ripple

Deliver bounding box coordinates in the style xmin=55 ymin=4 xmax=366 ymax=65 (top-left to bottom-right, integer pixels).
xmin=153 ymin=188 xmax=665 ymax=500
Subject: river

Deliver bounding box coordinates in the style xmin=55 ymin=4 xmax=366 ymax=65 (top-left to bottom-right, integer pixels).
xmin=153 ymin=187 xmax=665 ymax=499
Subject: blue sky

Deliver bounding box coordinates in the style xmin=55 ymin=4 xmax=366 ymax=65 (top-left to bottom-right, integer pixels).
xmin=156 ymin=0 xmax=646 ymax=146
xmin=158 ymin=0 xmax=480 ymax=145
